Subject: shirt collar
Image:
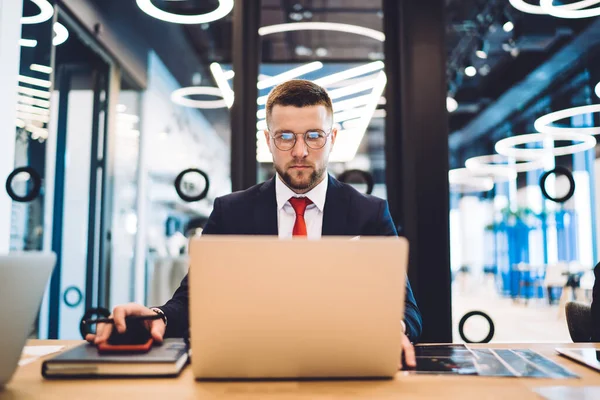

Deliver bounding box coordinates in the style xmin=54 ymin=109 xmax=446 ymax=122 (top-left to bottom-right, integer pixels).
xmin=275 ymin=173 xmax=328 ymax=212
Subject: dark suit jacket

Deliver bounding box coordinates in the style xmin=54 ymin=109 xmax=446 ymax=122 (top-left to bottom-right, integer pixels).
xmin=159 ymin=175 xmax=423 ymax=341
xmin=592 ymin=262 xmax=600 ymax=342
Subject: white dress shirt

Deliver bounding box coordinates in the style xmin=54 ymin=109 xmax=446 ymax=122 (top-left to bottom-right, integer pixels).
xmin=275 ymin=174 xmax=328 ymax=239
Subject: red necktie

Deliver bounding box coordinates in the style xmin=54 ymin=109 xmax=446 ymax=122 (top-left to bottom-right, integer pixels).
xmin=288 ymin=197 xmax=313 ymax=237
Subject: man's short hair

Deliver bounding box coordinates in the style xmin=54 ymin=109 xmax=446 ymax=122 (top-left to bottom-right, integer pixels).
xmin=265 ymin=79 xmax=333 ymax=128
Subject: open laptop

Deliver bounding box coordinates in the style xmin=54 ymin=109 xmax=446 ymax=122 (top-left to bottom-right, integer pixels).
xmin=188 ymin=236 xmax=408 ymax=379
xmin=556 ymin=348 xmax=600 ymax=372
xmin=0 ymin=253 xmax=56 ymax=388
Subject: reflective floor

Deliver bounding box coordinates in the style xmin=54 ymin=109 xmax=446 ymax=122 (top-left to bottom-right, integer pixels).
xmin=452 ymin=274 xmax=574 ymax=344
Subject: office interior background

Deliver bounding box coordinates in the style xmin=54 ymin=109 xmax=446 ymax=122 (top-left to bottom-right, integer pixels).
xmin=1 ymin=0 xmax=599 ymax=343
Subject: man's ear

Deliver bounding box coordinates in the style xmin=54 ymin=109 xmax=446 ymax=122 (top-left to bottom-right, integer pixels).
xmin=330 ymin=125 xmax=338 ymax=147
xmin=264 ymin=130 xmax=272 ymax=153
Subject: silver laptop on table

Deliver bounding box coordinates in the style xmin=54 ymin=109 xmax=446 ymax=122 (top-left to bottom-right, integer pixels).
xmin=189 ymin=236 xmax=408 ymax=379
xmin=0 ymin=253 xmax=56 ymax=388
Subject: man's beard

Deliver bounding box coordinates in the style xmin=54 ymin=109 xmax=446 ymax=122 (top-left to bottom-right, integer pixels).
xmin=275 ymin=163 xmax=326 ymax=192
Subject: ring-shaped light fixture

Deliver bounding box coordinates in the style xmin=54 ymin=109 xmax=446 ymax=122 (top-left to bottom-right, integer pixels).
xmin=53 ymin=22 xmax=69 ymax=46
xmin=540 ymin=0 xmax=600 ymax=18
xmin=212 ymin=24 xmax=384 ymax=110
xmin=5 ymin=166 xmax=43 ymax=203
xmin=171 ymin=86 xmax=228 ymax=109
xmin=80 ymin=307 xmax=111 ymax=339
xmin=534 ymin=104 xmax=600 ymax=135
xmin=136 ymin=0 xmax=233 ymax=24
xmin=20 ymin=22 xmax=69 ymax=48
xmin=595 ymin=82 xmax=600 ymax=99
xmin=495 ymin=132 xmax=597 ymax=158
xmin=19 ymin=38 xmax=38 ymax=48
xmin=465 ymin=154 xmax=545 ymax=177
xmin=458 ymin=311 xmax=495 ymax=344
xmin=174 ymin=168 xmax=210 ymax=202
xmin=449 ymin=168 xmax=495 ymax=193
xmin=258 ymin=22 xmax=385 ymax=42
xmin=508 ymin=0 xmax=600 ymax=15
xmin=63 ymin=286 xmax=83 ymax=308
xmin=462 ymin=161 xmax=516 ymax=183
xmin=21 ymin=0 xmax=54 ymax=25
xmin=539 ymin=167 xmax=576 ymax=203
xmin=337 ymin=169 xmax=375 ymax=195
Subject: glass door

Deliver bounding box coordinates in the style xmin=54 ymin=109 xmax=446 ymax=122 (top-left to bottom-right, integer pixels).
xmin=39 ymin=13 xmax=116 ymax=339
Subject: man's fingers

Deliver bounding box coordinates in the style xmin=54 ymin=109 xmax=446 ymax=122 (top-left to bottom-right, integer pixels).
xmin=150 ymin=320 xmax=166 ymax=343
xmin=85 ymin=334 xmax=96 ymax=343
xmin=402 ymin=335 xmax=417 ymax=368
xmin=94 ymin=322 xmax=112 ymax=344
xmin=113 ymin=307 xmax=127 ymax=333
xmin=92 ymin=304 xmax=158 ymax=345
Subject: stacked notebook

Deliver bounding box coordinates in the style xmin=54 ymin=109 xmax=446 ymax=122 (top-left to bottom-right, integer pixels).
xmin=42 ymin=339 xmax=189 ymax=378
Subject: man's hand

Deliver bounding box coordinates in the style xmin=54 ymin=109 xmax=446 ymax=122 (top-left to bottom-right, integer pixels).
xmin=85 ymin=303 xmax=166 ymax=345
xmin=398 ymin=333 xmax=416 ymax=370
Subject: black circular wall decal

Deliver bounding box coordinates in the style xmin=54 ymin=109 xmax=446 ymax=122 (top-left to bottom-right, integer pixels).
xmin=539 ymin=166 xmax=575 ymax=203
xmin=458 ymin=311 xmax=495 ymax=343
xmin=5 ymin=166 xmax=42 ymax=202
xmin=337 ymin=169 xmax=374 ymax=195
xmin=79 ymin=307 xmax=111 ymax=339
xmin=63 ymin=286 xmax=83 ymax=308
xmin=174 ymin=168 xmax=210 ymax=202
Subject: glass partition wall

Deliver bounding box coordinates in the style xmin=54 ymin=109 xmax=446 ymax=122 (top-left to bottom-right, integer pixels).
xmin=256 ymin=1 xmax=388 ymax=200
xmin=6 ymin=0 xmax=234 ymax=338
xmin=447 ymin=0 xmax=599 ymax=343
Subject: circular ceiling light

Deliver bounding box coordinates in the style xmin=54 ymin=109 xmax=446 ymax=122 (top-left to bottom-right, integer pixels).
xmin=508 ymin=0 xmax=600 ymax=15
xmin=449 ymin=168 xmax=494 ymax=193
xmin=540 ymin=0 xmax=600 ymax=18
xmin=21 ymin=0 xmax=54 ymax=25
xmin=503 ymin=21 xmax=515 ymax=32
xmin=465 ymin=154 xmax=545 ymax=178
xmin=136 ymin=0 xmax=234 ymax=24
xmin=53 ymin=22 xmax=69 ymax=46
xmin=464 ymin=66 xmax=477 ymax=77
xmin=495 ymin=132 xmax=597 ymax=158
xmin=534 ymin=104 xmax=600 ymax=135
xmin=171 ymin=86 xmax=228 ymax=109
xmin=258 ymin=22 xmax=385 ymax=42
xmin=447 ymin=96 xmax=458 ymax=113
xmin=475 ymin=37 xmax=489 ymax=59
xmin=595 ymin=82 xmax=600 ymax=99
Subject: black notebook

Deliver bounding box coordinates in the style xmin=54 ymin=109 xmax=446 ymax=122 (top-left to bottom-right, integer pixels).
xmin=42 ymin=339 xmax=189 ymax=378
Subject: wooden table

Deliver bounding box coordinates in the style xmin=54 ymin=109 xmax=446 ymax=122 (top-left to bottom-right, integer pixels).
xmin=2 ymin=341 xmax=599 ymax=399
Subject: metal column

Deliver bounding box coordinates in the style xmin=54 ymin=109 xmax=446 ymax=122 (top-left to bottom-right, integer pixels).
xmin=383 ymin=0 xmax=452 ymax=342
xmin=48 ymin=68 xmax=72 ymax=339
xmin=231 ymin=0 xmax=262 ymax=191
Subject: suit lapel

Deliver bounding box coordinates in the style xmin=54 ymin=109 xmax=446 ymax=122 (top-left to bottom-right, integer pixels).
xmin=253 ymin=177 xmax=278 ymax=235
xmin=322 ymin=174 xmax=350 ymax=236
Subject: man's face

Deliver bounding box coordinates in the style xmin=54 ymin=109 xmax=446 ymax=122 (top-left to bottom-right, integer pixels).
xmin=264 ymin=104 xmax=337 ymax=194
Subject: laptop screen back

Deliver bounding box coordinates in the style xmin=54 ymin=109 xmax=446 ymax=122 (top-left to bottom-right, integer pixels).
xmin=188 ymin=236 xmax=407 ymax=379
xmin=0 ymin=253 xmax=56 ymax=387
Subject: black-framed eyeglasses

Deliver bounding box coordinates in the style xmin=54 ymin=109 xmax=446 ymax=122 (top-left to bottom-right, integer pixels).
xmin=269 ymin=129 xmax=331 ymax=151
